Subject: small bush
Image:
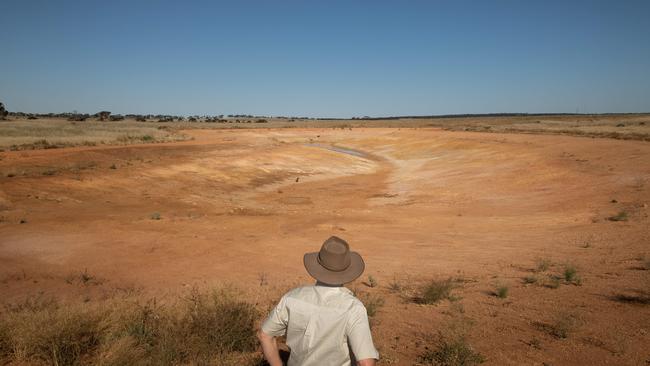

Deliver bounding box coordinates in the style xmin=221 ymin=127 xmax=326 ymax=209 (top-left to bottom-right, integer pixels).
xmin=419 ymin=278 xmax=456 ymax=304
xmin=150 ymin=212 xmax=161 ymax=220
xmin=419 ymin=336 xmax=485 ymax=366
xmin=495 ymin=285 xmax=508 ymax=299
xmin=563 ymin=265 xmax=581 ymax=284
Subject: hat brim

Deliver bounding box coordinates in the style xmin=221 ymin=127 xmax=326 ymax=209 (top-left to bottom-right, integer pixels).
xmin=303 ymin=251 xmax=365 ymax=285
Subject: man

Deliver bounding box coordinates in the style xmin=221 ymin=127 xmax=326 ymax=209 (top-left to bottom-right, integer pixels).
xmin=258 ymin=236 xmax=379 ymax=366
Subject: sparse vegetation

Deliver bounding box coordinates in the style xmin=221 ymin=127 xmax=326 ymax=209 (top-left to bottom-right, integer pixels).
xmin=418 ymin=278 xmax=457 ymax=304
xmin=494 ymin=284 xmax=509 ymax=299
xmin=367 ymin=275 xmax=378 ymax=288
xmin=563 ymin=265 xmax=581 ymax=285
xmin=419 ymin=334 xmax=485 ymax=366
xmin=150 ymin=212 xmax=161 ymax=220
xmin=388 ymin=277 xmax=402 ymax=293
xmin=0 ymin=288 xmax=259 ymax=365
xmin=535 ymin=258 xmax=551 ymax=272
xmin=535 ymin=313 xmax=579 ymax=339
xmin=0 ymin=119 xmax=189 ymax=151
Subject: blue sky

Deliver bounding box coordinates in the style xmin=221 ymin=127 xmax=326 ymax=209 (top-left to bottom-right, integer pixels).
xmin=1 ymin=0 xmax=649 ymax=118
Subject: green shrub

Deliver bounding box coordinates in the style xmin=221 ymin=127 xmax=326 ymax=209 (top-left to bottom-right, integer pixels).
xmin=563 ymin=265 xmax=581 ymax=284
xmin=495 ymin=285 xmax=508 ymax=299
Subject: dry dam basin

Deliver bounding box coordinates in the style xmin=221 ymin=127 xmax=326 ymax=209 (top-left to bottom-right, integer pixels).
xmin=0 ymin=119 xmax=649 ymax=365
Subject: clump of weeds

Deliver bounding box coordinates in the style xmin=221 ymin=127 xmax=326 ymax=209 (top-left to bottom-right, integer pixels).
xmin=494 ymin=284 xmax=509 ymax=299
xmin=416 ymin=278 xmax=459 ymax=305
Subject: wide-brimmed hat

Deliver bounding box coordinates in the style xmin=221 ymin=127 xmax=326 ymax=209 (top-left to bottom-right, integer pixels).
xmin=303 ymin=236 xmax=365 ymax=285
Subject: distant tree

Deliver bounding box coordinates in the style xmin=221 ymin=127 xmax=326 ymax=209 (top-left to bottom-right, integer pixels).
xmin=109 ymin=115 xmax=125 ymax=121
xmin=135 ymin=115 xmax=147 ymax=122
xmin=97 ymin=111 xmax=111 ymax=121
xmin=0 ymin=102 xmax=8 ymax=120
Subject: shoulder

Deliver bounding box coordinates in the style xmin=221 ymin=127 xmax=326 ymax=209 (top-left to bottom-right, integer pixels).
xmin=283 ymin=285 xmax=315 ymax=298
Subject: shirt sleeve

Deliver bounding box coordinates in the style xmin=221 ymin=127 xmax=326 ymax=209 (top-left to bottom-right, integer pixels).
xmin=261 ymin=294 xmax=289 ymax=337
xmin=346 ymin=304 xmax=379 ymax=361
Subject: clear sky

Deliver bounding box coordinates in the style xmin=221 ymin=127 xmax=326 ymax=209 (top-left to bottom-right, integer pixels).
xmin=1 ymin=0 xmax=649 ymax=118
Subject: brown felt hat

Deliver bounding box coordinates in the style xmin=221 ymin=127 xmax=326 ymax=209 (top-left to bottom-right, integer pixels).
xmin=304 ymin=236 xmax=365 ymax=285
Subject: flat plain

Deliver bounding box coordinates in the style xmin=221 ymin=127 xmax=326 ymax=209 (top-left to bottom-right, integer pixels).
xmin=0 ymin=115 xmax=649 ymax=365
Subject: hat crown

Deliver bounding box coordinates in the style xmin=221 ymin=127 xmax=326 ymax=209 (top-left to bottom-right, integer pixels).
xmin=317 ymin=236 xmax=351 ymax=272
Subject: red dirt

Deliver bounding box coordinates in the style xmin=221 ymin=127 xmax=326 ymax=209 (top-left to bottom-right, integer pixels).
xmin=1 ymin=128 xmax=649 ymax=365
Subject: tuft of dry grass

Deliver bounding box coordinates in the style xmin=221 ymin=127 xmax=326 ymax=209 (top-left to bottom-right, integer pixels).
xmin=417 ymin=278 xmax=458 ymax=305
xmin=494 ymin=285 xmax=509 ymax=299
xmin=419 ymin=337 xmax=485 ymax=366
xmin=534 ymin=312 xmax=580 ymax=339
xmin=534 ymin=258 xmax=551 ymax=272
xmin=563 ymin=265 xmax=581 ymax=285
xmin=0 ymin=288 xmax=259 ymax=365
xmin=419 ymin=315 xmax=484 ymax=366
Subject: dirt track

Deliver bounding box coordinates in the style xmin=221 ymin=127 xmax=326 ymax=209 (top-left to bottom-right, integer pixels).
xmin=1 ymin=128 xmax=649 ymax=365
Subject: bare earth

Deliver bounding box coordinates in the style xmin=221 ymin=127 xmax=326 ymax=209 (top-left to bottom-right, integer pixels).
xmin=1 ymin=126 xmax=649 ymax=365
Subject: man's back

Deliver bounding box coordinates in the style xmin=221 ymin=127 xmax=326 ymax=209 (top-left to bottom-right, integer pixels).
xmin=262 ymin=285 xmax=378 ymax=366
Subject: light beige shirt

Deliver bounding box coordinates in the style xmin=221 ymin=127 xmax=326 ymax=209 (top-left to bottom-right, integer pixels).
xmin=262 ymin=285 xmax=379 ymax=366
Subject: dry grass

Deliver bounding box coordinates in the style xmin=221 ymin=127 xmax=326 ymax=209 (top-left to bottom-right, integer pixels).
xmin=0 ymin=288 xmax=260 ymax=366
xmin=0 ymin=119 xmax=189 ymax=151
xmin=419 ymin=314 xmax=484 ymax=366
xmin=534 ymin=312 xmax=580 ymax=339
xmin=419 ymin=337 xmax=485 ymax=366
xmin=2 ymin=114 xmax=650 ymax=151
xmin=417 ymin=278 xmax=458 ymax=304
